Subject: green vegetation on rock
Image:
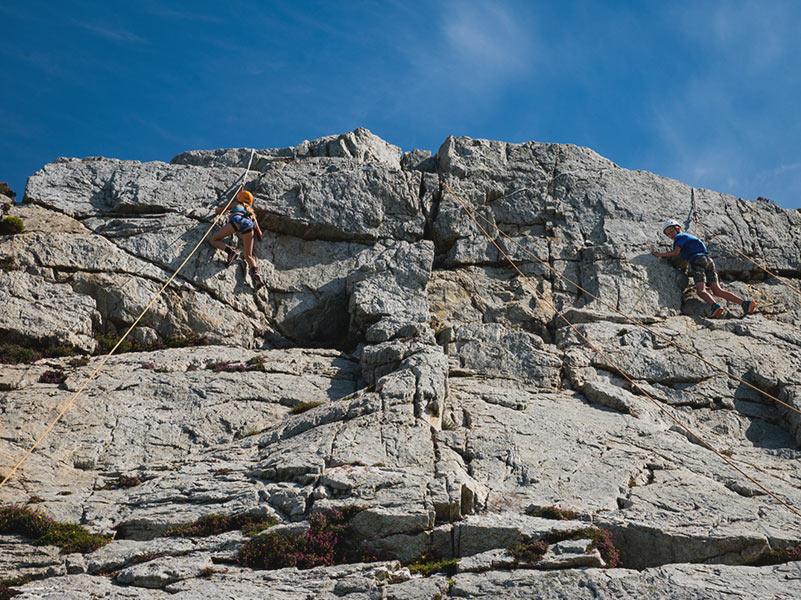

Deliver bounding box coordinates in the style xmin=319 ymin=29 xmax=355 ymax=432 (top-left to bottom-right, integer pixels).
xmin=0 ymin=216 xmax=24 ymax=235
xmin=405 ymin=553 xmax=459 ymax=577
xmin=163 ymin=512 xmax=276 ymax=538
xmin=291 ymin=400 xmax=325 ymax=414
xmin=0 ymin=504 xmax=111 ymax=554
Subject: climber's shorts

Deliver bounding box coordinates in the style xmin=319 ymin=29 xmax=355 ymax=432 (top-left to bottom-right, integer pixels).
xmin=689 ymin=255 xmax=719 ymax=285
xmin=230 ymin=213 xmax=254 ymax=235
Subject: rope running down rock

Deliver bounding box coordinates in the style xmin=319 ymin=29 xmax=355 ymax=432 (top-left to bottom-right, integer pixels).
xmin=0 ymin=150 xmax=257 ymax=492
xmin=443 ymin=181 xmax=801 ymax=521
xmin=453 ymin=198 xmax=801 ymax=418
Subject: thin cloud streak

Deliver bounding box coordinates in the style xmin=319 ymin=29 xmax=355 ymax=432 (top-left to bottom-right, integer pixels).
xmin=74 ymin=20 xmax=148 ymax=44
xmin=145 ymin=8 xmax=223 ymax=23
xmin=641 ymin=2 xmax=801 ymax=206
xmin=766 ymin=162 xmax=801 ymax=177
xmin=710 ymin=2 xmax=788 ymax=70
xmin=395 ymin=0 xmax=537 ymax=109
xmin=441 ymin=2 xmax=533 ymax=76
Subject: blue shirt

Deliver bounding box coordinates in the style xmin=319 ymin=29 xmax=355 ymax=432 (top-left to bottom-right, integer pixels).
xmin=673 ymin=232 xmax=708 ymax=263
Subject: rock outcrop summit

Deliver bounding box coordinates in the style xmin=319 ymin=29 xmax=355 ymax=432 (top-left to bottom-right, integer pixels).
xmin=2 ymin=129 xmax=801 ymax=599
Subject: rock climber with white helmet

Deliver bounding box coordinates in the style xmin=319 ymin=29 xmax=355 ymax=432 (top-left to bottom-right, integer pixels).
xmin=208 ymin=189 xmax=264 ymax=285
xmin=652 ymin=219 xmax=756 ymax=318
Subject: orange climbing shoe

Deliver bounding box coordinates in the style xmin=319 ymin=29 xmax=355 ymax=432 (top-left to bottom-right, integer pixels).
xmin=710 ymin=303 xmax=725 ymax=318
xmin=742 ymin=299 xmax=756 ymax=316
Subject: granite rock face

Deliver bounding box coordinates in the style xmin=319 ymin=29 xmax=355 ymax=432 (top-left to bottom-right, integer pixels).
xmin=3 ymin=129 xmax=801 ymax=598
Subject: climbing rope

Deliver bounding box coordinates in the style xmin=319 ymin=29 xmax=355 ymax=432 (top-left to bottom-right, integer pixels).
xmin=116 ymin=167 xmax=265 ymax=295
xmin=443 ymin=181 xmax=801 ymax=520
xmin=452 ymin=201 xmax=801 ymax=418
xmin=0 ymin=150 xmax=257 ymax=492
xmin=699 ymin=221 xmax=801 ymax=301
xmin=690 ymin=188 xmax=700 ymax=236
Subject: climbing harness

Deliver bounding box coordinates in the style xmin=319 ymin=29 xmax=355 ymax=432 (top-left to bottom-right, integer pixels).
xmin=0 ymin=150 xmax=257 ymax=491
xmin=230 ymin=209 xmax=255 ymax=235
xmin=443 ymin=181 xmax=801 ymax=520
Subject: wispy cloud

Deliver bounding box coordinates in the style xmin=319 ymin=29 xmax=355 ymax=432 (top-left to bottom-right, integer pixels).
xmin=145 ymin=8 xmax=222 ymax=23
xmin=74 ymin=20 xmax=147 ymax=44
xmin=710 ymin=2 xmax=787 ymax=70
xmin=441 ymin=2 xmax=533 ymax=79
xmin=765 ymin=162 xmax=801 ymax=177
xmin=651 ymin=92 xmax=746 ymax=197
xmin=645 ymin=1 xmax=801 ymax=206
xmin=673 ymin=0 xmax=797 ymax=73
xmin=399 ymin=0 xmax=537 ymax=102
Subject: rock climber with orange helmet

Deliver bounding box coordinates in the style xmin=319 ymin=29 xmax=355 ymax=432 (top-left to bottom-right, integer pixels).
xmin=652 ymin=219 xmax=755 ymax=318
xmin=208 ymin=189 xmax=264 ymax=285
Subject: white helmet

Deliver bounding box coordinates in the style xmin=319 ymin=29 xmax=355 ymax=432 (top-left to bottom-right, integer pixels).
xmin=663 ymin=219 xmax=681 ymax=234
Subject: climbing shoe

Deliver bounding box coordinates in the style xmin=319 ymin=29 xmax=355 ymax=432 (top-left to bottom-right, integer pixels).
xmin=710 ymin=303 xmax=725 ymax=319
xmin=251 ymin=266 xmax=263 ymax=285
xmin=741 ymin=299 xmax=756 ymax=316
xmin=225 ymin=246 xmax=237 ymax=265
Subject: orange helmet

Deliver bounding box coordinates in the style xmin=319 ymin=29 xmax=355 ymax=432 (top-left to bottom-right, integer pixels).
xmin=237 ymin=190 xmax=254 ymax=205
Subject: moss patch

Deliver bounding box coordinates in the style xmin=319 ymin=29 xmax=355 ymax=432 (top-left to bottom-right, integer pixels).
xmin=238 ymin=508 xmax=369 ymax=570
xmin=404 ymin=553 xmax=459 ymax=577
xmin=0 ymin=257 xmax=16 ymax=272
xmin=526 ymin=505 xmax=580 ymax=520
xmin=128 ymin=552 xmax=167 ymax=565
xmin=0 ymin=216 xmax=24 ymax=235
xmin=549 ymin=527 xmax=620 ymax=568
xmin=0 ymin=342 xmax=81 ymax=365
xmin=94 ymin=331 xmax=210 ymax=356
xmin=1 ymin=576 xmax=29 ymax=600
xmin=510 ymin=539 xmax=549 ymax=564
xmin=234 ymin=429 xmax=264 ymax=440
xmin=752 ymin=542 xmax=801 ymax=566
xmin=510 ymin=526 xmax=621 ymax=569
xmin=291 ymin=401 xmax=325 ymax=415
xmin=68 ymin=356 xmax=90 ymax=367
xmin=101 ymin=474 xmax=142 ymax=490
xmin=245 ymin=356 xmax=268 ymax=371
xmin=38 ymin=370 xmax=66 ymax=385
xmin=0 ymin=504 xmax=111 ymax=554
xmin=163 ymin=512 xmax=276 ymax=538
xmin=0 ymin=344 xmax=40 ymax=365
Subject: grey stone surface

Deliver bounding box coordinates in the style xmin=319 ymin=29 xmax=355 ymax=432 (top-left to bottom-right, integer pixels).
xmin=3 ymin=129 xmax=801 ymax=598
xmin=115 ymin=554 xmax=214 ymax=588
xmin=347 ymin=240 xmax=433 ymax=329
xmin=172 ymin=128 xmax=403 ymax=170
xmin=0 ymin=269 xmax=98 ymax=351
xmin=0 ymin=534 xmax=64 ymax=580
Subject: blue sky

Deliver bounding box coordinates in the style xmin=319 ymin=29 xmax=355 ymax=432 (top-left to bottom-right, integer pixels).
xmin=2 ymin=0 xmax=800 ymax=209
